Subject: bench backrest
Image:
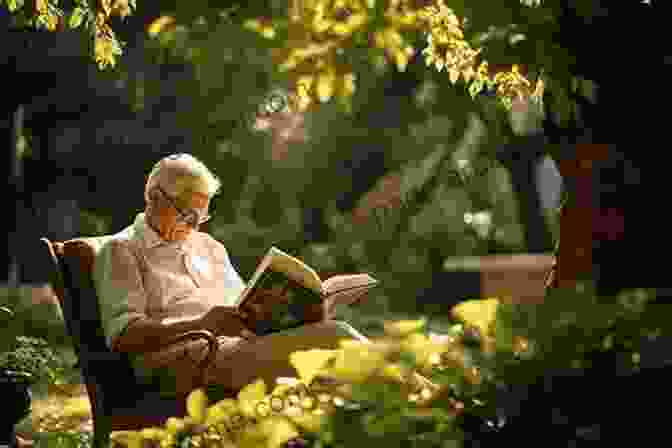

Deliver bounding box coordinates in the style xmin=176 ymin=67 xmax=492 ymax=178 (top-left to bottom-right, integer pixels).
xmin=42 ymin=237 xmax=143 ymax=411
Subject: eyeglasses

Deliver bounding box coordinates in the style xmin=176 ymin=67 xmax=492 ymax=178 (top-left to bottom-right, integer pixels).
xmin=156 ymin=185 xmax=211 ymax=227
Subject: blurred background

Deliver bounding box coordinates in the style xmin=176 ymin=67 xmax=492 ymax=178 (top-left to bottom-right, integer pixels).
xmin=8 ymin=1 xmax=672 ymax=443
xmin=1 ymin=1 xmax=564 ymax=335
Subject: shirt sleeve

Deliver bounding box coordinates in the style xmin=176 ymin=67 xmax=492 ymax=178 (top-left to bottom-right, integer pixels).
xmin=205 ymin=235 xmax=247 ymax=304
xmin=93 ymin=239 xmax=148 ymax=350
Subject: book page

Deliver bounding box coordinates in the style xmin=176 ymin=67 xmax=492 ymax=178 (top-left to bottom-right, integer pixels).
xmin=234 ymin=247 xmax=322 ymax=308
xmin=266 ymin=247 xmax=322 ymax=293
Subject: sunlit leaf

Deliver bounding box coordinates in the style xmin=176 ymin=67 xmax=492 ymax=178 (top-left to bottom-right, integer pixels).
xmin=383 ymin=318 xmax=427 ymax=338
xmin=237 ymin=378 xmax=267 ymax=418
xmin=452 ymin=298 xmax=500 ymax=337
xmin=289 ymin=349 xmax=338 ymax=385
xmin=68 ymin=7 xmax=84 ymax=28
xmin=186 ymin=388 xmax=209 ymax=424
xmin=287 ymin=409 xmax=327 ymax=433
xmin=258 ymin=416 xmax=300 ymax=448
xmin=328 ymin=345 xmax=386 ymax=382
xmin=148 ymin=15 xmax=176 ymax=37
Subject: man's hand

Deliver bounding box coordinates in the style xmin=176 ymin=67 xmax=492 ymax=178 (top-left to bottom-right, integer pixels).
xmin=240 ymin=289 xmax=329 ymax=327
xmin=302 ymin=301 xmax=329 ymax=323
xmin=238 ymin=289 xmax=289 ymax=329
xmin=200 ymin=306 xmax=255 ymax=339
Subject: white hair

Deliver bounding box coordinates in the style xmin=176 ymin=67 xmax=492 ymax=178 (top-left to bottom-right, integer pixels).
xmin=144 ymin=154 xmax=221 ymax=203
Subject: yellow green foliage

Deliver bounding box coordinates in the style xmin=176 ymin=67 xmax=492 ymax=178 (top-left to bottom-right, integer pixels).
xmin=236 ymin=0 xmax=544 ymax=111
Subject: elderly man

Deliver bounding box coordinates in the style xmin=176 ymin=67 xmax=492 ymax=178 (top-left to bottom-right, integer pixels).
xmin=93 ymin=154 xmax=367 ymax=396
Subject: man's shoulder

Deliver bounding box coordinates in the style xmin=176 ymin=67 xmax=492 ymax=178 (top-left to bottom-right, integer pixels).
xmin=98 ymin=225 xmax=139 ymax=255
xmin=192 ymin=231 xmax=223 ymax=248
xmin=191 ymin=231 xmax=230 ymax=256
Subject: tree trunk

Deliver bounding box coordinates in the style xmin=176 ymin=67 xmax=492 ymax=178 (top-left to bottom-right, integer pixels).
xmin=2 ymin=99 xmax=22 ymax=285
xmin=547 ymin=143 xmax=612 ymax=290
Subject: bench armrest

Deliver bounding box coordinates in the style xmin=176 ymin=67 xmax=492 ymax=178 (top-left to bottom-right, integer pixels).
xmin=160 ymin=329 xmax=218 ymax=372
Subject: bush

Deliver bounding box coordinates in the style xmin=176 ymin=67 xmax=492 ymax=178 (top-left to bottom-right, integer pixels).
xmin=108 ymin=284 xmax=671 ymax=448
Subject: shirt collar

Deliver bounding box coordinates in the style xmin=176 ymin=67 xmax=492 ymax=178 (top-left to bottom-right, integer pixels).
xmin=133 ymin=212 xmax=193 ymax=251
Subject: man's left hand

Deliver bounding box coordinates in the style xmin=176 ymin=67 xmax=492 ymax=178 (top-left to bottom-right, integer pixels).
xmin=238 ymin=289 xmax=288 ymax=331
xmin=301 ymin=302 xmax=329 ymax=324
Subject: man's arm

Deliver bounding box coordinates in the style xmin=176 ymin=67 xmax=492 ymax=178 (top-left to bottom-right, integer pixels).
xmin=94 ymin=239 xmax=151 ymax=352
xmin=113 ymin=307 xmax=251 ymax=353
xmin=111 ymin=317 xmax=204 ymax=353
xmin=95 ymin=238 xmax=253 ymax=353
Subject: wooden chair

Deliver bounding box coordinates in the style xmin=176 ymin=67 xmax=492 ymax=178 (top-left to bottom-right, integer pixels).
xmin=39 ymin=237 xmax=227 ymax=448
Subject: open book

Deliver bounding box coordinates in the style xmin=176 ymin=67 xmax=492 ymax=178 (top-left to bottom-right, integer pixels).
xmin=233 ymin=247 xmax=379 ymax=335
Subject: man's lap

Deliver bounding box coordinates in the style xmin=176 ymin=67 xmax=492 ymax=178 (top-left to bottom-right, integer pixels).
xmin=133 ymin=320 xmax=367 ymax=395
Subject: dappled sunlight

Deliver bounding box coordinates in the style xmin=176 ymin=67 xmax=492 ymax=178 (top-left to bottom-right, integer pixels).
xmin=31 ymin=384 xmax=93 ymax=435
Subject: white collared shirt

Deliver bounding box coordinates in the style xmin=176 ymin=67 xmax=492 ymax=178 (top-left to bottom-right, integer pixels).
xmin=93 ymin=213 xmax=246 ymax=350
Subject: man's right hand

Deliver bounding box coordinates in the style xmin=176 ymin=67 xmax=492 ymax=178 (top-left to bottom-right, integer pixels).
xmin=200 ymin=306 xmax=255 ymax=339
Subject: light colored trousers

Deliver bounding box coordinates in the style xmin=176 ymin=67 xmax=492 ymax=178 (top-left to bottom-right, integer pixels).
xmin=132 ymin=320 xmax=368 ymax=396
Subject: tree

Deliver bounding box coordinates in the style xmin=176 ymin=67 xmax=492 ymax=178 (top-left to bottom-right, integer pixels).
xmin=5 ymin=0 xmax=665 ymax=292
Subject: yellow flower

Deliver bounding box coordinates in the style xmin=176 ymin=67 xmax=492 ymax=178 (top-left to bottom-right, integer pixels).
xmin=234 ymin=424 xmax=267 ymax=448
xmin=205 ymin=398 xmax=239 ymax=426
xmin=331 ymin=12 xmax=368 ymax=36
xmin=338 ymin=339 xmax=400 ymax=358
xmin=448 ymin=67 xmax=460 ymax=84
xmin=341 ymin=72 xmax=356 ymax=97
xmin=316 ymin=71 xmax=337 ymax=103
xmin=401 ymin=333 xmax=445 ymax=368
xmin=374 ymin=30 xmax=387 ymax=49
xmin=237 ymin=378 xmax=268 ymax=419
xmin=462 ymin=65 xmax=475 ymax=83
xmin=244 ymin=19 xmax=276 ymax=39
xmin=36 ymin=0 xmax=48 ymax=14
xmin=243 ymin=18 xmax=262 ymax=31
xmin=379 ymin=363 xmax=410 ymax=383
xmin=44 ymin=13 xmax=59 ymax=31
xmin=286 ymin=409 xmax=327 ymax=433
xmin=393 ymin=47 xmax=414 ymax=72
xmin=383 ymin=318 xmax=427 ymax=338
xmin=109 ymin=431 xmax=140 ymax=448
xmin=261 ymin=26 xmax=276 ymax=39
xmin=295 ymin=74 xmax=315 ymax=105
xmin=290 ymin=349 xmax=338 ymax=385
xmin=383 ymin=28 xmax=403 ymax=48
xmin=531 ymin=76 xmax=545 ymax=102
xmin=94 ymin=36 xmax=118 ymax=69
xmin=328 ymin=344 xmax=386 ymax=382
xmin=476 ymin=61 xmax=490 ymax=81
xmin=164 ymin=416 xmax=192 ymax=436
xmin=451 ymin=298 xmax=500 ymax=338
xmin=140 ymin=427 xmax=169 ymax=441
xmin=147 ymin=15 xmax=176 ymax=37
xmin=258 ymin=417 xmax=300 ymax=448
xmin=186 ymin=388 xmax=209 ymax=424
xmin=513 ymin=336 xmax=531 ymax=355
xmin=159 ymin=434 xmax=176 ymax=448
xmin=111 ymin=0 xmax=132 ymax=18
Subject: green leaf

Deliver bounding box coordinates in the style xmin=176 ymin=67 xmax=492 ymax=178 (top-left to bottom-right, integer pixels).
xmin=6 ymin=0 xmax=22 ymax=12
xmin=469 ymin=80 xmax=484 ymax=99
xmin=362 ymin=411 xmax=408 ymax=438
xmin=69 ymin=7 xmax=84 ymax=28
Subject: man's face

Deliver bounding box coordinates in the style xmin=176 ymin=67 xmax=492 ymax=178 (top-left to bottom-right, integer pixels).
xmin=149 ymin=187 xmax=210 ymax=242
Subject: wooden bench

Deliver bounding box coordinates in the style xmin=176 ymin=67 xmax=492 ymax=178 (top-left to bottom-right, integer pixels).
xmin=39 ymin=237 xmax=229 ymax=448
